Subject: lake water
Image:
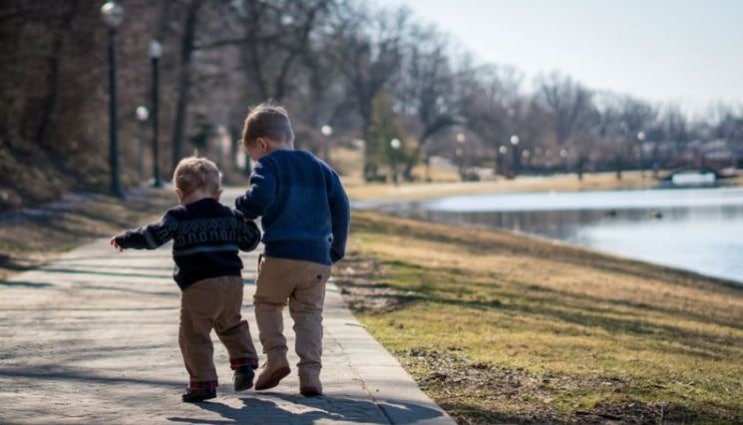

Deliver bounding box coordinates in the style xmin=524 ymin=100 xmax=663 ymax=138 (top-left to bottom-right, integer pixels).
xmin=377 ymin=187 xmax=743 ymax=285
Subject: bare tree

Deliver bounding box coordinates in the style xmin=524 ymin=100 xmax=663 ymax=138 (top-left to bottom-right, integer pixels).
xmin=534 ymin=72 xmax=593 ymax=175
xmin=170 ymin=0 xmax=205 ymax=171
xmin=394 ymin=24 xmax=462 ymax=180
xmin=330 ymin=4 xmax=410 ymax=179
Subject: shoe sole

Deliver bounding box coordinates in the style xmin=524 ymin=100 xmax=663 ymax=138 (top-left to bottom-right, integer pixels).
xmin=300 ymin=387 xmax=322 ymax=397
xmin=182 ymin=393 xmax=216 ymax=403
xmin=254 ymin=366 xmax=291 ymax=391
xmin=234 ymin=382 xmax=253 ymax=392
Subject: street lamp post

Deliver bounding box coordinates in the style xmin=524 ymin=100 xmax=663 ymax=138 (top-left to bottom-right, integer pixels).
xmin=150 ymin=40 xmax=162 ymax=187
xmin=390 ymin=138 xmax=401 ymax=185
xmin=510 ymin=134 xmax=520 ymax=177
xmin=136 ymin=106 xmax=149 ymax=182
xmin=560 ymin=148 xmax=569 ymax=174
xmin=456 ymin=133 xmax=466 ymax=179
xmin=498 ymin=145 xmax=508 ymax=176
xmin=637 ymin=131 xmax=646 ymax=178
xmin=321 ymin=125 xmax=333 ymax=163
xmin=101 ymin=1 xmax=124 ymax=198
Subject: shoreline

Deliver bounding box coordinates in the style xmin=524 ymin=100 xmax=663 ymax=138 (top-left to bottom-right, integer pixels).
xmin=344 ymin=170 xmax=743 ymax=204
xmin=350 ymin=181 xmax=743 ymax=288
xmin=358 ymin=206 xmax=743 ymax=289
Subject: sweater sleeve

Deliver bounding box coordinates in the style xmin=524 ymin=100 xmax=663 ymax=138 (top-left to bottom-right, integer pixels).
xmin=233 ymin=210 xmax=262 ymax=252
xmin=326 ymin=168 xmax=350 ymax=263
xmin=114 ymin=212 xmax=176 ymax=250
xmin=235 ymin=159 xmax=276 ymax=219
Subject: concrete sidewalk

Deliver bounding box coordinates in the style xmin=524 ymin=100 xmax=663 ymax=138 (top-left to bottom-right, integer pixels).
xmin=0 ymin=236 xmax=455 ymax=424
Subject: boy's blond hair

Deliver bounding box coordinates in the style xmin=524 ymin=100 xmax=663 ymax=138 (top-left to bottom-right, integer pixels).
xmin=172 ymin=156 xmax=222 ymax=196
xmin=241 ymin=103 xmax=294 ymax=149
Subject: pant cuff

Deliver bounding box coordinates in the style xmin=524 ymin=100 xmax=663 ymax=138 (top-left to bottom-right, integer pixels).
xmin=189 ymin=380 xmax=218 ymax=390
xmin=230 ymin=357 xmax=259 ymax=370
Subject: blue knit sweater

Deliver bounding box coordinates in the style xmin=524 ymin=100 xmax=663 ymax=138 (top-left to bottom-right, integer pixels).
xmin=235 ymin=149 xmax=350 ymax=266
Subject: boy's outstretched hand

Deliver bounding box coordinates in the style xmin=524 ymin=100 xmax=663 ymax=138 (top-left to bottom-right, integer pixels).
xmin=109 ymin=236 xmax=123 ymax=252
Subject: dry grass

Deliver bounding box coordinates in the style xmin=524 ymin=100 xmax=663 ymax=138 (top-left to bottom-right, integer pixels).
xmin=336 ymin=210 xmax=743 ymax=424
xmin=344 ymin=172 xmax=660 ymax=202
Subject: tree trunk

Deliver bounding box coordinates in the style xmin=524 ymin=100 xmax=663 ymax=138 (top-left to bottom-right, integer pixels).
xmin=171 ymin=0 xmax=203 ymax=171
xmin=35 ymin=2 xmax=78 ymax=148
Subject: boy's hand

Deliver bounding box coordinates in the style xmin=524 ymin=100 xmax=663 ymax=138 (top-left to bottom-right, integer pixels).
xmin=109 ymin=236 xmax=123 ymax=252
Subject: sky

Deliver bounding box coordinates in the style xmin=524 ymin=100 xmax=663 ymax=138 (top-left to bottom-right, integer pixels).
xmin=377 ymin=0 xmax=743 ymax=115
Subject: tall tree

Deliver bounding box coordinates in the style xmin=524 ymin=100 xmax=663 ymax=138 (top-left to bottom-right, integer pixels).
xmin=171 ymin=0 xmax=205 ymax=171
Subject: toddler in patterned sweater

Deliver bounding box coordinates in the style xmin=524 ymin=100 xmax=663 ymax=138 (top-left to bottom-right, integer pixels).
xmin=111 ymin=156 xmax=261 ymax=402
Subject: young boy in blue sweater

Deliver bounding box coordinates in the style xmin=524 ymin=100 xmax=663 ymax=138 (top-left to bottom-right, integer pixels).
xmin=111 ymin=157 xmax=261 ymax=402
xmin=235 ymin=104 xmax=350 ymax=397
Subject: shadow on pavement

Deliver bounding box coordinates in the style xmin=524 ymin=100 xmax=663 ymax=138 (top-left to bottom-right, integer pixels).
xmin=0 ymin=366 xmax=181 ymax=388
xmin=167 ymin=393 xmax=446 ymax=425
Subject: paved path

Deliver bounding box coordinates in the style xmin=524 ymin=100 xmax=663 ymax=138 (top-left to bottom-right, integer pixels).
xmin=0 ymin=199 xmax=455 ymax=424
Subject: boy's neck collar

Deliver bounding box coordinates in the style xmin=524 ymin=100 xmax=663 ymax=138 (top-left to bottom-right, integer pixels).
xmin=266 ymin=144 xmax=294 ymax=155
xmin=180 ymin=192 xmax=217 ymax=206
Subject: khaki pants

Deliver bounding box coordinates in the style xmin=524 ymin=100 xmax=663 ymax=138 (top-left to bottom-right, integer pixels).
xmin=179 ymin=276 xmax=258 ymax=388
xmin=254 ymin=256 xmax=331 ymax=376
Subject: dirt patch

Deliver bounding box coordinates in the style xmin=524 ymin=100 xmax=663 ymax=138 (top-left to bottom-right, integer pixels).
xmin=398 ymin=347 xmax=694 ymax=425
xmin=334 ymin=251 xmax=423 ymax=313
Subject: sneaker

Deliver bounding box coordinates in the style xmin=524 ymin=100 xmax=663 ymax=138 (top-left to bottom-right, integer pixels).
xmin=254 ymin=358 xmax=291 ymax=391
xmin=182 ymin=388 xmax=216 ymax=403
xmin=233 ymin=365 xmax=256 ymax=391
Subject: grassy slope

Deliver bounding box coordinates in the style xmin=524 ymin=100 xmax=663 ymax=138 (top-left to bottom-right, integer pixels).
xmin=0 ymin=188 xmax=176 ymax=281
xmin=337 ymin=210 xmax=743 ymax=424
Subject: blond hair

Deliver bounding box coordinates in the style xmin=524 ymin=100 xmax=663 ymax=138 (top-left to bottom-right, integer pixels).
xmin=172 ymin=156 xmax=221 ymax=196
xmin=241 ymin=103 xmax=294 ymax=149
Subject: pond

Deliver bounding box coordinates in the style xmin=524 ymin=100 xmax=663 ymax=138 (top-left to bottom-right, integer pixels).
xmin=374 ymin=187 xmax=743 ymax=285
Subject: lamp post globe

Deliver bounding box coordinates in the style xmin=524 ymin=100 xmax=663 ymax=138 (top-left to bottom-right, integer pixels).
xmin=101 ymin=1 xmax=124 ymax=29
xmin=150 ymin=40 xmax=162 ymax=59
xmin=136 ymin=106 xmax=149 ymax=122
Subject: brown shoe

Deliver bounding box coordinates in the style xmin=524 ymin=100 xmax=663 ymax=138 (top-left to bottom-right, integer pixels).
xmin=299 ymin=370 xmax=322 ymax=397
xmin=254 ymin=357 xmax=290 ymax=391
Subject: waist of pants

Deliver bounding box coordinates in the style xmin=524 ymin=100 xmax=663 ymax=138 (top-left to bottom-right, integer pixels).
xmin=263 ymin=241 xmax=331 ymax=266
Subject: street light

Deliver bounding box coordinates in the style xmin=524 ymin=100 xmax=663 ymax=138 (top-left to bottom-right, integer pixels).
xmin=456 ymin=133 xmax=466 ymax=178
xmin=510 ymin=134 xmax=519 ymax=176
xmin=150 ymin=39 xmax=162 ymax=187
xmin=390 ymin=138 xmax=401 ymax=185
xmin=637 ymin=131 xmax=646 ymax=178
xmin=321 ymin=125 xmax=333 ymax=162
xmin=560 ymin=148 xmax=569 ymax=174
xmin=136 ymin=106 xmax=149 ymax=182
xmin=101 ymin=0 xmax=124 ymax=198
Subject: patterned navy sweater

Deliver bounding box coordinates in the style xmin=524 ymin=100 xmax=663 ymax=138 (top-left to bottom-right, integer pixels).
xmin=114 ymin=198 xmax=261 ymax=290
xmin=235 ymin=149 xmax=350 ymax=266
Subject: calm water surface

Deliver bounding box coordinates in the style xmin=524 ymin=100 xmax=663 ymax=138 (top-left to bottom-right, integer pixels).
xmin=382 ymin=188 xmax=743 ymax=284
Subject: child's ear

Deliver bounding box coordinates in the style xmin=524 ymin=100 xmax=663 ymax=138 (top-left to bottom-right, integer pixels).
xmin=215 ymin=188 xmax=223 ymax=201
xmin=256 ymin=137 xmax=269 ymax=152
xmin=174 ymin=187 xmax=184 ymax=200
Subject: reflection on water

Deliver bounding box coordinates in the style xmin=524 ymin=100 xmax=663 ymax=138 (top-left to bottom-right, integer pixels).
xmin=379 ymin=188 xmax=743 ymax=284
